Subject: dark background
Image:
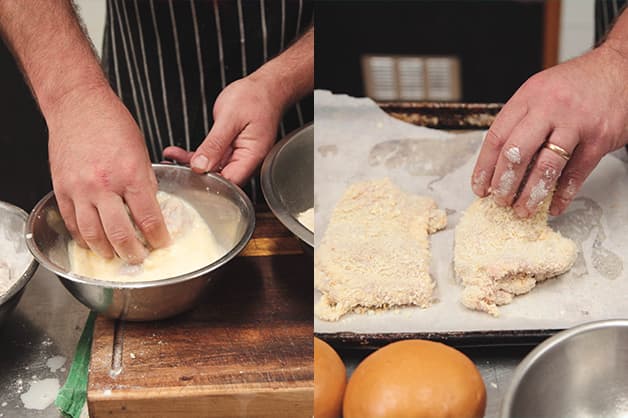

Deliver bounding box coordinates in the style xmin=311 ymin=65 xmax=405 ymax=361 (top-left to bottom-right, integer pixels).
xmin=0 ymin=39 xmax=50 ymax=211
xmin=1 ymin=0 xmax=547 ymax=210
xmin=315 ymin=0 xmax=545 ymax=103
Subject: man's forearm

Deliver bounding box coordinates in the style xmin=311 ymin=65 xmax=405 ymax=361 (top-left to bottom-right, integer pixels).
xmin=0 ymin=0 xmax=107 ymax=116
xmin=250 ymin=26 xmax=314 ymax=109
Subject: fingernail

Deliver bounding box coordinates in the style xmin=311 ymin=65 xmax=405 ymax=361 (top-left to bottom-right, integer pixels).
xmin=191 ymin=155 xmax=209 ymax=171
xmin=514 ymin=205 xmax=527 ymax=218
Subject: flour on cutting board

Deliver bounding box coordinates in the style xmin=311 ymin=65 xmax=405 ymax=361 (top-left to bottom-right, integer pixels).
xmin=314 ymin=90 xmax=628 ymax=334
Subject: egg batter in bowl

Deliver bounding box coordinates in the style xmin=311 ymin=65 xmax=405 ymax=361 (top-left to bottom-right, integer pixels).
xmin=68 ymin=191 xmax=225 ymax=282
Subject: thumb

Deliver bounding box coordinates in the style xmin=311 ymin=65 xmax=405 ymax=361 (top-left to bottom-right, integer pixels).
xmin=191 ymin=117 xmax=241 ymax=173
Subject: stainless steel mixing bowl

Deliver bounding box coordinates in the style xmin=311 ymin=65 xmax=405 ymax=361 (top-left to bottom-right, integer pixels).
xmin=0 ymin=202 xmax=38 ymax=326
xmin=25 ymin=164 xmax=255 ymax=321
xmin=501 ymin=319 xmax=628 ymax=418
xmin=261 ymin=123 xmax=313 ymax=254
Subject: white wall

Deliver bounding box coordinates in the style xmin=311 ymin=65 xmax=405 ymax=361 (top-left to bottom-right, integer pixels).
xmin=74 ymin=0 xmax=107 ymax=57
xmin=559 ymin=0 xmax=595 ymax=62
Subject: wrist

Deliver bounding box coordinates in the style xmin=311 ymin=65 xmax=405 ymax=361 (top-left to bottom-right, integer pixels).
xmin=601 ymin=38 xmax=628 ymax=63
xmin=602 ymin=8 xmax=628 ymax=60
xmin=37 ymin=66 xmax=110 ymax=118
xmin=247 ymin=64 xmax=296 ymax=112
xmin=597 ymin=40 xmax=628 ymax=143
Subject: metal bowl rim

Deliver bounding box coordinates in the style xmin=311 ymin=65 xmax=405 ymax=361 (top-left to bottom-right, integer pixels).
xmin=260 ymin=123 xmax=314 ymax=247
xmin=0 ymin=201 xmax=39 ymax=304
xmin=500 ymin=318 xmax=628 ymax=417
xmin=25 ymin=164 xmax=255 ymax=289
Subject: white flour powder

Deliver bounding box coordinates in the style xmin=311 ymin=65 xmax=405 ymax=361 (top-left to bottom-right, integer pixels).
xmin=296 ymin=208 xmax=314 ymax=232
xmin=0 ymin=223 xmax=31 ymax=298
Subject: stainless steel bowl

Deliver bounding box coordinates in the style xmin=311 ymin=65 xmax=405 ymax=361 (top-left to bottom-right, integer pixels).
xmin=261 ymin=123 xmax=314 ymax=254
xmin=501 ymin=319 xmax=628 ymax=418
xmin=0 ymin=202 xmax=38 ymax=326
xmin=25 ymin=164 xmax=255 ymax=321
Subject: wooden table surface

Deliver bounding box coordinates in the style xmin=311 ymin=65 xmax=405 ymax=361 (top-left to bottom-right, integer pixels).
xmin=87 ymin=212 xmax=313 ymax=418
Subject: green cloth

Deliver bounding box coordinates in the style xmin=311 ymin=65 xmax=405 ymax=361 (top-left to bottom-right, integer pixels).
xmin=55 ymin=311 xmax=96 ymax=418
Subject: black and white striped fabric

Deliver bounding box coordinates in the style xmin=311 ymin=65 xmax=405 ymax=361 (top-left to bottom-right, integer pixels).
xmin=595 ymin=0 xmax=627 ymax=42
xmin=100 ymin=0 xmax=313 ymax=196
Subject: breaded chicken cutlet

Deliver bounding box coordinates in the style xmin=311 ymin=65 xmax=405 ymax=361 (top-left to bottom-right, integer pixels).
xmin=315 ymin=178 xmax=446 ymax=321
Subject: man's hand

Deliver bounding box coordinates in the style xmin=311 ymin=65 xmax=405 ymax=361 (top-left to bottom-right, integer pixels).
xmin=163 ymin=74 xmax=283 ymax=185
xmin=49 ymin=84 xmax=170 ymax=263
xmin=164 ymin=27 xmax=314 ymax=185
xmin=472 ymin=37 xmax=628 ymax=217
xmin=0 ymin=0 xmax=170 ymax=263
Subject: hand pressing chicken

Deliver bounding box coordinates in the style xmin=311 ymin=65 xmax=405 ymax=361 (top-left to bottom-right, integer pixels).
xmin=455 ymin=194 xmax=577 ymax=316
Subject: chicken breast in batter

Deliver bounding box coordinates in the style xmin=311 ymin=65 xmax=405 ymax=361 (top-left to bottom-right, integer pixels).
xmin=315 ymin=178 xmax=447 ymax=321
xmin=454 ymin=195 xmax=577 ymax=316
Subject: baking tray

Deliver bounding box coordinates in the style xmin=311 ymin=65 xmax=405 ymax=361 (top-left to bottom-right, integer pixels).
xmin=378 ymin=101 xmax=502 ymax=130
xmin=314 ymin=97 xmax=628 ymax=349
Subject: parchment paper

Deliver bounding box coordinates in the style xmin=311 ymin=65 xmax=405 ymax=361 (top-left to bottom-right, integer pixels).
xmin=314 ymin=90 xmax=628 ymax=334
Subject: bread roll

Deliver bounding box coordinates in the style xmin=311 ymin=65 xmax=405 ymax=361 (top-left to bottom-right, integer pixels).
xmin=344 ymin=339 xmax=486 ymax=418
xmin=314 ymin=337 xmax=346 ymax=418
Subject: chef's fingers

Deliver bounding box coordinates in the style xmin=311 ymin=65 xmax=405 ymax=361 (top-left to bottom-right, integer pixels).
xmin=190 ymin=116 xmax=242 ymax=174
xmin=219 ymin=147 xmax=264 ymax=186
xmin=217 ymin=145 xmax=234 ymax=170
xmin=489 ymin=113 xmax=552 ymax=207
xmin=124 ymin=188 xmax=170 ymax=250
xmin=162 ymin=146 xmax=194 ymax=164
xmin=56 ymin=196 xmax=87 ymax=248
xmin=96 ymin=195 xmax=148 ymax=265
xmin=75 ymin=202 xmax=114 ymax=259
xmin=549 ymin=144 xmax=602 ymax=216
xmin=471 ymin=100 xmax=528 ymax=196
xmin=512 ymin=128 xmax=577 ymax=217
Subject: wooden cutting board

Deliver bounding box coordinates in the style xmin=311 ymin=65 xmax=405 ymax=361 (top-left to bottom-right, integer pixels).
xmin=87 ymin=212 xmax=313 ymax=418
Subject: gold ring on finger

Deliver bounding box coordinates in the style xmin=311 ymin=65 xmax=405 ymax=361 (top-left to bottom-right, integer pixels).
xmin=544 ymin=142 xmax=571 ymax=161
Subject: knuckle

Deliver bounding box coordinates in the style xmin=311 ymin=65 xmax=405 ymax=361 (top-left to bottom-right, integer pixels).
xmin=583 ymin=141 xmax=605 ymax=159
xmin=56 ymin=178 xmax=78 ymax=195
xmin=547 ymin=85 xmax=574 ymax=108
xmin=554 ymin=194 xmax=572 ymax=205
xmin=83 ymin=170 xmax=110 ymax=191
xmin=126 ymin=177 xmax=155 ymax=196
xmin=107 ymin=227 xmax=133 ymax=246
xmin=118 ymin=166 xmax=139 ymax=185
xmin=552 ymin=191 xmax=574 ymax=213
xmin=484 ymin=129 xmax=505 ymax=150
xmin=137 ymin=214 xmax=163 ymax=234
xmin=202 ymin=137 xmax=226 ymax=155
xmin=65 ymin=222 xmax=80 ymax=237
xmin=523 ymin=73 xmax=545 ymax=91
xmin=536 ymin=157 xmax=563 ymax=180
xmin=80 ymin=226 xmax=103 ymax=243
xmin=562 ymin=166 xmax=586 ymax=184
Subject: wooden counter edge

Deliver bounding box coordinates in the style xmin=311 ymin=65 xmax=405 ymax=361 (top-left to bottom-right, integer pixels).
xmin=88 ymin=386 xmax=313 ymax=418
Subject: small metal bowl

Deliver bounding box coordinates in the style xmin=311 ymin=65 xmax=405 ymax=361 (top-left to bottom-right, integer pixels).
xmin=261 ymin=123 xmax=314 ymax=254
xmin=501 ymin=319 xmax=628 ymax=418
xmin=25 ymin=164 xmax=255 ymax=321
xmin=0 ymin=202 xmax=38 ymax=326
